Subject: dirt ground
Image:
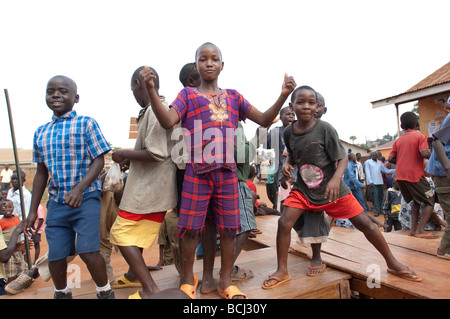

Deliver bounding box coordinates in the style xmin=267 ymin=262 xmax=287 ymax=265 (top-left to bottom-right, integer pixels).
xmin=16 ymin=182 xmax=382 ymax=294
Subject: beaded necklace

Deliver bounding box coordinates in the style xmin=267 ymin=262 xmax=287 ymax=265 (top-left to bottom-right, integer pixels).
xmin=196 ymin=88 xmax=229 ymax=127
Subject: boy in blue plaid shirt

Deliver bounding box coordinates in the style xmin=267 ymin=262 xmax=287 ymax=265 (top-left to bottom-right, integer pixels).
xmin=25 ymin=75 xmax=113 ymax=299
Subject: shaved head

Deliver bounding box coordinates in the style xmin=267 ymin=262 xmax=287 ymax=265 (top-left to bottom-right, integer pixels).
xmin=195 ymin=42 xmax=222 ymax=60
xmin=48 ymin=75 xmax=77 ymax=93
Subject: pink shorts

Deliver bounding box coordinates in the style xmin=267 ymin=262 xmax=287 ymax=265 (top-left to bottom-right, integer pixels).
xmin=283 ymin=189 xmax=363 ymax=219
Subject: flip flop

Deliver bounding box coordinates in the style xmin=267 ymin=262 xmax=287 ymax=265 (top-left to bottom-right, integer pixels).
xmin=111 ymin=274 xmax=142 ymax=289
xmin=231 ymin=266 xmax=254 ymax=281
xmin=387 ymin=266 xmax=422 ymax=282
xmin=414 ymin=233 xmax=439 ymax=239
xmin=128 ymin=290 xmax=142 ymax=299
xmin=179 ymin=274 xmax=198 ymax=299
xmin=218 ymin=285 xmax=247 ymax=299
xmin=261 ymin=275 xmax=291 ymax=289
xmin=307 ymin=264 xmax=326 ymax=276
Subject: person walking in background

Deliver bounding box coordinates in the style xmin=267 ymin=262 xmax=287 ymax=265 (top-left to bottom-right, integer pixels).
xmin=365 ymin=151 xmax=395 ymax=216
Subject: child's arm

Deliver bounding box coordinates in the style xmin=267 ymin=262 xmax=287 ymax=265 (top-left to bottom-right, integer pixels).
xmin=140 ymin=67 xmax=180 ymax=129
xmin=34 ymin=218 xmax=44 ymax=235
xmin=387 ymin=155 xmax=396 ymax=164
xmin=247 ymin=74 xmax=296 ymax=127
xmin=421 ymin=148 xmax=431 ymax=159
xmin=282 ymin=154 xmax=295 ymax=184
xmin=324 ymin=157 xmax=348 ymax=202
xmin=112 ymin=149 xmax=161 ymax=164
xmin=26 ymin=163 xmax=48 ymax=233
xmin=0 ymin=221 xmax=24 ymax=263
xmin=432 ymin=139 xmax=450 ymax=180
xmin=63 ymin=155 xmax=105 ymax=208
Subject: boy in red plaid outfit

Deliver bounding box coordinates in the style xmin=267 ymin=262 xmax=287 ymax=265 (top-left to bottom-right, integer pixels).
xmin=140 ymin=42 xmax=296 ymax=299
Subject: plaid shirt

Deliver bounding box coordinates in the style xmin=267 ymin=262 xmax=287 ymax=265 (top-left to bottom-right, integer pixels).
xmin=33 ymin=111 xmax=111 ymax=203
xmin=171 ymin=87 xmax=252 ymax=174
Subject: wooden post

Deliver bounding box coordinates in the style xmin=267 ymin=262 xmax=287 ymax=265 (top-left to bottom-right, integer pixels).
xmin=4 ymin=89 xmax=32 ymax=270
xmin=395 ymin=103 xmax=401 ymax=137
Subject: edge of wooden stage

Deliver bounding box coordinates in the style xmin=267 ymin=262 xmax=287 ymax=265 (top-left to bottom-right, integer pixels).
xmin=1 ymin=246 xmax=352 ymax=299
xmin=253 ymin=214 xmax=449 ymax=299
xmin=2 ymin=214 xmax=447 ymax=299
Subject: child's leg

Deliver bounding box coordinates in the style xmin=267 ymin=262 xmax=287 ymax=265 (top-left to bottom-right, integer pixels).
xmin=218 ymin=232 xmax=237 ymax=293
xmin=263 ymin=206 xmax=303 ymax=287
xmin=416 ymin=204 xmax=434 ymax=235
xmin=410 ymin=201 xmax=420 ymax=235
xmin=393 ymin=219 xmax=402 ymax=231
xmin=48 ymin=258 xmax=68 ymax=290
xmin=180 ymin=235 xmax=200 ymax=286
xmin=200 ymin=217 xmax=217 ymax=293
xmin=349 ymin=213 xmax=412 ymax=273
xmin=386 ymin=217 xmax=393 ymax=232
xmin=79 ymin=252 xmax=109 ymax=288
xmin=431 ymin=176 xmax=450 ymax=257
xmin=308 ymin=243 xmax=324 ymax=275
xmin=177 ymin=165 xmax=211 ymax=288
xmin=116 ymin=246 xmax=159 ymax=298
xmin=233 ymin=231 xmax=250 ymax=264
xmin=74 ymin=192 xmax=110 ymax=290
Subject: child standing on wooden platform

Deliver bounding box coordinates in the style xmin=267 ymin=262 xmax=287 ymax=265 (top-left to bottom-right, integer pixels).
xmin=109 ymin=66 xmax=177 ymax=299
xmin=290 ymin=91 xmax=331 ymax=276
xmin=263 ymin=85 xmax=422 ymax=289
xmin=425 ymin=96 xmax=450 ymax=260
xmin=26 ymin=75 xmax=113 ymax=299
xmin=388 ymin=111 xmax=436 ymax=238
xmin=140 ymin=42 xmax=296 ymax=299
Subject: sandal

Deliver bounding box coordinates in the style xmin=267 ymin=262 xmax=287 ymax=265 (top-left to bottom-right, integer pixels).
xmin=231 ymin=266 xmax=254 ymax=281
xmin=218 ymin=285 xmax=247 ymax=299
xmin=387 ymin=266 xmax=422 ymax=282
xmin=180 ymin=274 xmax=198 ymax=299
xmin=261 ymin=275 xmax=291 ymax=289
xmin=111 ymin=274 xmax=142 ymax=289
xmin=128 ymin=290 xmax=142 ymax=299
xmin=307 ymin=264 xmax=326 ymax=276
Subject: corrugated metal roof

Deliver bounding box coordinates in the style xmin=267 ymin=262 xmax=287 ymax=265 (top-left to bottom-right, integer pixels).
xmin=371 ymin=61 xmax=450 ymax=107
xmin=405 ymin=61 xmax=450 ymax=93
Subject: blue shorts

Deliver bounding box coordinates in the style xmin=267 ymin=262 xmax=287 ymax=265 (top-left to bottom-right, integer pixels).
xmin=45 ymin=191 xmax=102 ymax=261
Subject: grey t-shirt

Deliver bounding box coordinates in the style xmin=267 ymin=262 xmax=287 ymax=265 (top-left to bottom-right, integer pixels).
xmin=284 ymin=120 xmax=350 ymax=205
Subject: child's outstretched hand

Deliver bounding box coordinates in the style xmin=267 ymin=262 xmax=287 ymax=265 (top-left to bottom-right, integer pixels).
xmin=281 ymin=73 xmax=296 ymax=96
xmin=140 ymin=66 xmax=157 ymax=89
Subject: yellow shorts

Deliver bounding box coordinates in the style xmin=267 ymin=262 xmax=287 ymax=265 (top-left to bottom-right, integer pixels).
xmin=110 ymin=214 xmax=162 ymax=249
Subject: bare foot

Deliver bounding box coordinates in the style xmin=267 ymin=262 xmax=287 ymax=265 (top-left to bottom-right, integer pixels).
xmin=200 ymin=276 xmax=218 ymax=294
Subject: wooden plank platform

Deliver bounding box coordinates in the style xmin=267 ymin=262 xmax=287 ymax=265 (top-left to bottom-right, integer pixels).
xmin=0 ymin=246 xmax=351 ymax=299
xmin=249 ymin=214 xmax=450 ymax=299
xmin=3 ymin=214 xmax=447 ymax=299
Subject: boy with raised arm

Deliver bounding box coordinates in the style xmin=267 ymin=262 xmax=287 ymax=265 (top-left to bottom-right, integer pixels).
xmin=140 ymin=42 xmax=296 ymax=299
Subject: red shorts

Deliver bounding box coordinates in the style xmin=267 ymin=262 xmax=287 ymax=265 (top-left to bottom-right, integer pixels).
xmin=283 ymin=189 xmax=363 ymax=219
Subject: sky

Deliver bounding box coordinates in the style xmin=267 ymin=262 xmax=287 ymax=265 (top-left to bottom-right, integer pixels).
xmin=1 ymin=0 xmax=449 ymax=152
